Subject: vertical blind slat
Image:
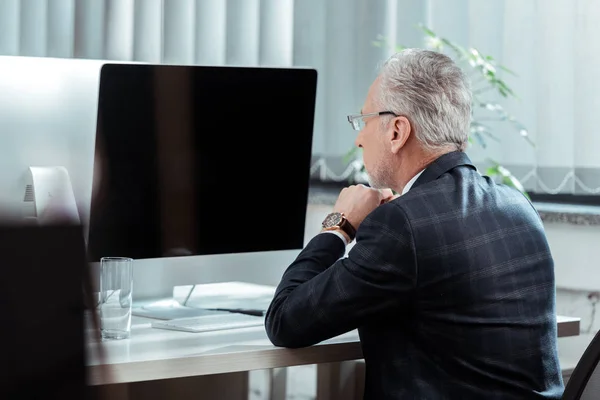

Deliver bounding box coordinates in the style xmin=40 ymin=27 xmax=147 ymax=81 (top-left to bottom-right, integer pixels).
xmin=383 ymin=0 xmax=398 ymax=51
xmin=133 ymin=0 xmax=163 ymax=63
xmin=574 ymin=0 xmax=600 ymax=169
xmin=292 ymin=0 xmax=327 ymax=155
xmin=395 ymin=0 xmax=427 ymax=48
xmin=104 ymin=0 xmax=135 ymax=61
xmin=534 ymin=0 xmax=575 ymax=193
xmin=226 ymin=0 xmax=260 ymax=66
xmin=572 ymin=0 xmax=600 ymax=193
xmin=73 ymin=0 xmax=105 ymax=59
xmin=427 ymin=0 xmax=469 ymax=43
xmin=323 ymin=0 xmax=358 ymax=156
xmin=195 ymin=0 xmax=227 ymax=65
xmin=47 ymin=0 xmax=75 ymax=58
xmin=466 ymin=0 xmax=505 ymax=166
xmin=259 ymin=0 xmax=294 ymax=66
xmin=0 ymin=0 xmax=20 ymax=56
xmin=355 ymin=0 xmax=395 ymax=114
xmin=163 ymin=0 xmax=195 ymax=64
xmin=20 ymin=0 xmax=48 ymax=57
xmin=501 ymin=0 xmax=538 ymax=186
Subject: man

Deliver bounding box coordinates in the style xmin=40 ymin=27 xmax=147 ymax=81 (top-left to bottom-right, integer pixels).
xmin=265 ymin=49 xmax=563 ymax=399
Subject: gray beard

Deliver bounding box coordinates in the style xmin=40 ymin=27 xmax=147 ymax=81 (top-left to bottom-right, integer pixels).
xmin=367 ymin=173 xmax=386 ymax=189
xmin=366 ymin=167 xmax=393 ymax=189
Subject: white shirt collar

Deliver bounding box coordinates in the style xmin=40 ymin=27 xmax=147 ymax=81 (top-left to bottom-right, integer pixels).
xmin=401 ymin=169 xmax=425 ymax=195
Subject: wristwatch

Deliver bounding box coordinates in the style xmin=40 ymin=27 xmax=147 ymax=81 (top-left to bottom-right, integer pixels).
xmin=321 ymin=212 xmax=356 ymax=241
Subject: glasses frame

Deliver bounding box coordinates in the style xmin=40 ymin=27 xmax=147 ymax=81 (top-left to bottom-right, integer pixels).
xmin=347 ymin=111 xmax=399 ymax=131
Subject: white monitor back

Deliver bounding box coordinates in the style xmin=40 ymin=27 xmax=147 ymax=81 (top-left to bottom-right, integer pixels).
xmin=0 ymin=56 xmax=105 ymax=224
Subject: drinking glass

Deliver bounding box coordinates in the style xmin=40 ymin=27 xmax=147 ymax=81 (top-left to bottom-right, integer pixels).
xmin=99 ymin=257 xmax=133 ymax=340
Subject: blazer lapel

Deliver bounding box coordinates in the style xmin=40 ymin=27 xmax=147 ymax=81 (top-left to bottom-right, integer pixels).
xmin=411 ymin=151 xmax=476 ymax=190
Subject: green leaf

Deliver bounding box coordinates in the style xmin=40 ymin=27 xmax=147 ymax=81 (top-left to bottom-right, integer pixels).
xmin=479 ymin=102 xmax=502 ymax=112
xmin=425 ymin=36 xmax=444 ymax=50
xmin=343 ymin=147 xmax=361 ymax=164
xmin=470 ymin=121 xmax=494 ymax=133
xmin=441 ymin=38 xmax=467 ymax=58
xmin=493 ymin=164 xmax=529 ymax=198
xmin=502 ymin=176 xmax=529 ymax=199
xmin=418 ymin=24 xmax=437 ymax=38
xmin=486 ymin=166 xmax=499 ymax=177
xmin=499 ymin=65 xmax=517 ymax=76
xmin=483 ymin=68 xmax=496 ymax=80
xmin=470 ymin=131 xmax=487 ymax=149
xmin=495 ymin=79 xmax=516 ymax=98
xmin=480 ymin=102 xmax=510 ymax=121
xmin=482 ymin=130 xmax=500 ymax=143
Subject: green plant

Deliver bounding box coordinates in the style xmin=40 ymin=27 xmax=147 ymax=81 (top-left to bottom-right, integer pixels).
xmin=346 ymin=24 xmax=532 ymax=197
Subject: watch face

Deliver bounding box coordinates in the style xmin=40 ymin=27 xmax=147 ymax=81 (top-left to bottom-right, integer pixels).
xmin=322 ymin=212 xmax=343 ymax=228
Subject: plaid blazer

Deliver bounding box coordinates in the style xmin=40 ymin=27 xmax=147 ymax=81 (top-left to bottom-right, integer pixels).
xmin=265 ymin=151 xmax=564 ymax=399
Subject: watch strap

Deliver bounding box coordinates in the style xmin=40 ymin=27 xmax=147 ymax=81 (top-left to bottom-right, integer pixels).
xmin=339 ymin=217 xmax=356 ymax=241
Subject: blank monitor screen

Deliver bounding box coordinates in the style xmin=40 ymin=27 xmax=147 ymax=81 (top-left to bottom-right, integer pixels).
xmin=87 ymin=64 xmax=317 ymax=261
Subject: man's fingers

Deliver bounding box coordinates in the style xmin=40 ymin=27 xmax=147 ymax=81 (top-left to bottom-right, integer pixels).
xmin=380 ymin=193 xmax=400 ymax=204
xmin=379 ymin=188 xmax=394 ymax=199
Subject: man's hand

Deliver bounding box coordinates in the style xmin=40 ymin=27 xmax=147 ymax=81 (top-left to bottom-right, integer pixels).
xmin=333 ymin=184 xmax=394 ymax=230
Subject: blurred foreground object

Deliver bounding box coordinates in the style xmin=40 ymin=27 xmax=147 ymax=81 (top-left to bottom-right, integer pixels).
xmin=0 ymin=223 xmax=88 ymax=399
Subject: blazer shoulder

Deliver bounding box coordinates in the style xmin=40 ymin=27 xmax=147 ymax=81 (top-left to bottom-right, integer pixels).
xmin=364 ymin=200 xmax=412 ymax=224
xmin=358 ymin=201 xmax=414 ymax=243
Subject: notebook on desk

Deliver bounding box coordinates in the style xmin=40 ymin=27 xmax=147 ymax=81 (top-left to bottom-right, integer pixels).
xmin=151 ymin=313 xmax=265 ymax=333
xmin=173 ymin=281 xmax=275 ymax=311
xmin=132 ymin=299 xmax=229 ymax=320
xmin=134 ymin=282 xmax=275 ymax=321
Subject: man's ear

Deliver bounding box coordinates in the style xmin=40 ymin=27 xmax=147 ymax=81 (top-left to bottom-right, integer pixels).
xmin=389 ymin=116 xmax=411 ymax=154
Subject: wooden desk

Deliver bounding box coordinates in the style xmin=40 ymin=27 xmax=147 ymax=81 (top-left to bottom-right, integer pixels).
xmin=87 ymin=315 xmax=580 ymax=399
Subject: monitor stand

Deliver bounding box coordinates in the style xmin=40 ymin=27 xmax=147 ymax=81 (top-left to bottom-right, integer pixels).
xmin=23 ymin=166 xmax=80 ymax=225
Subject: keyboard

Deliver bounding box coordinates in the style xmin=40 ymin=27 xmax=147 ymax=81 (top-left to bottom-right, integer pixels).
xmin=151 ymin=313 xmax=265 ymax=333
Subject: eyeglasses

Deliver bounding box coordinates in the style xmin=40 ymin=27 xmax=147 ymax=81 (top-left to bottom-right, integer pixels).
xmin=347 ymin=111 xmax=398 ymax=131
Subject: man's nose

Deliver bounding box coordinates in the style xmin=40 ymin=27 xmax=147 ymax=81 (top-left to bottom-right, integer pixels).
xmin=354 ymin=136 xmax=362 ymax=148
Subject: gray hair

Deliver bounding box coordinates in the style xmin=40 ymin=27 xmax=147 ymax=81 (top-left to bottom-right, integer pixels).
xmin=377 ymin=49 xmax=472 ymax=151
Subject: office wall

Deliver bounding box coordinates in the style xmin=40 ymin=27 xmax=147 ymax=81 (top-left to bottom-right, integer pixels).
xmin=546 ymin=224 xmax=600 ymax=291
xmin=546 ymin=222 xmax=600 ymax=369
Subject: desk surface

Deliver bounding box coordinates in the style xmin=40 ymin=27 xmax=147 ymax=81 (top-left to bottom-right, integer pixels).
xmin=88 ymin=315 xmax=580 ymax=386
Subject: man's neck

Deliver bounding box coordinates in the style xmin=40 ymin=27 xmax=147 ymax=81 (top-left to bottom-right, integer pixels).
xmin=401 ymin=170 xmax=425 ymax=195
xmin=395 ymin=147 xmax=455 ymax=193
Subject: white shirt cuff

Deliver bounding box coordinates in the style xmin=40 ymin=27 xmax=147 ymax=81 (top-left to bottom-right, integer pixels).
xmin=320 ymin=230 xmax=348 ymax=246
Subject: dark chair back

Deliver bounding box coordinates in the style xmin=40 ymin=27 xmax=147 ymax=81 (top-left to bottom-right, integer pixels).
xmin=563 ymin=330 xmax=600 ymax=399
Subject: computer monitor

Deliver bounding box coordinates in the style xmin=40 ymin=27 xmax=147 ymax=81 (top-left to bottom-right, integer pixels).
xmin=87 ymin=64 xmax=317 ymax=262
